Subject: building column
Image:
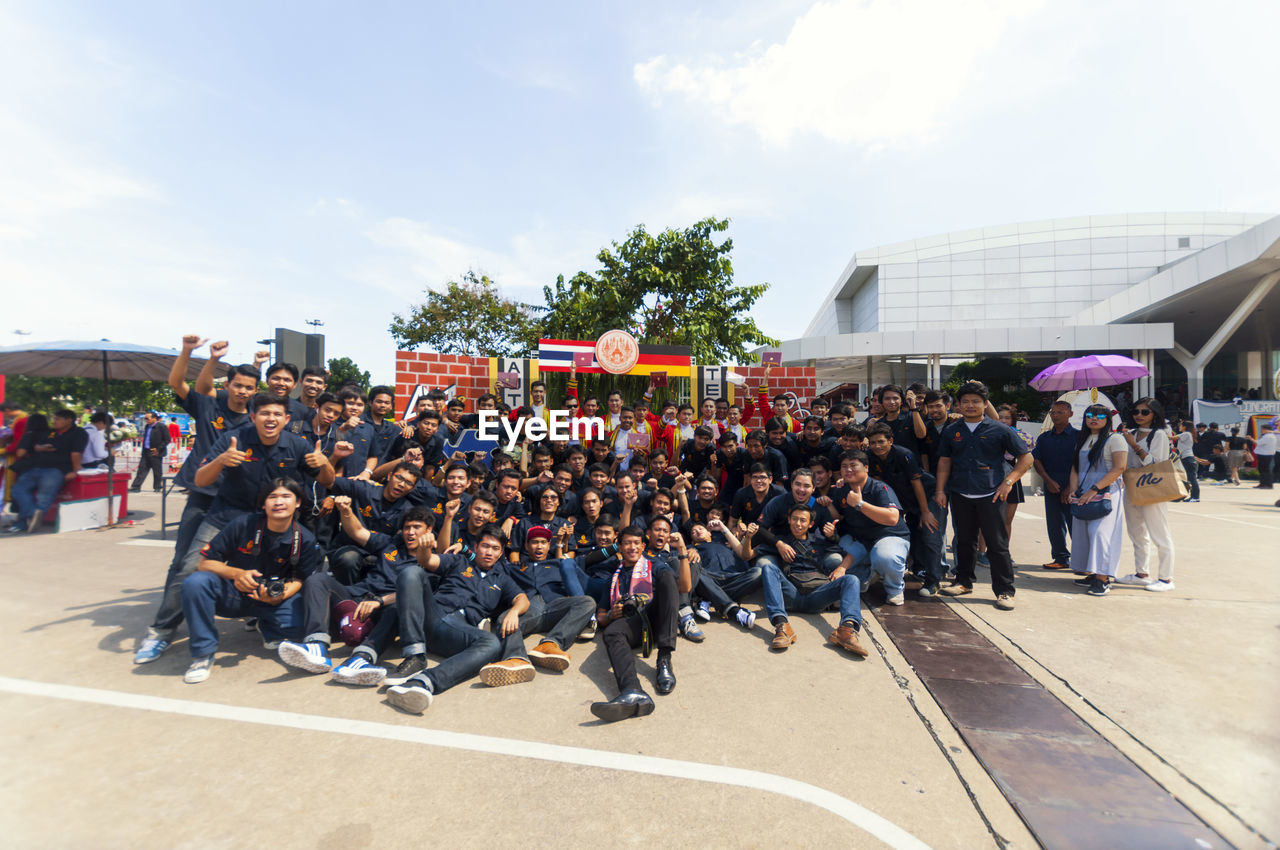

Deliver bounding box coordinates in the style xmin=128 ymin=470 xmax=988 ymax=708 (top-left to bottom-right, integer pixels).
xmin=1170 ymin=270 xmax=1280 ymax=406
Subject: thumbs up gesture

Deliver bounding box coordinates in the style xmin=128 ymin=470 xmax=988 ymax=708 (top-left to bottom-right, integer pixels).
xmin=305 ymin=439 xmax=327 ymax=468
xmin=220 ymin=436 xmax=246 ymax=468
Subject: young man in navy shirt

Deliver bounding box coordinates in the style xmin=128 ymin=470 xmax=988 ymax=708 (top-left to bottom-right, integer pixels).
xmin=135 ymin=337 xmax=257 ymax=664
xmin=276 ymin=500 xmax=436 ymax=686
xmin=864 ymin=423 xmax=943 ymax=599
xmin=1032 ymin=400 xmax=1079 ymax=570
xmin=935 ymin=381 xmax=1033 ymax=610
xmin=504 ymin=525 xmax=596 ymax=672
xmin=179 ymin=479 xmax=324 ymax=684
xmin=589 ymin=521 xmax=692 ymax=722
xmin=323 ymin=461 xmax=424 ymax=583
xmin=133 ymin=393 xmax=336 ymax=666
xmin=385 ymin=524 xmax=532 ymax=714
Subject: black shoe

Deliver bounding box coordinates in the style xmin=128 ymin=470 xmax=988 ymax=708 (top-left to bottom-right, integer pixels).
xmin=1073 ymin=576 xmax=1095 ymax=588
xmin=384 ymin=654 xmax=428 ymax=686
xmin=1087 ymin=577 xmax=1110 ymax=596
xmin=655 ymin=653 xmax=676 ymax=695
xmin=590 ymin=689 xmax=655 ymax=722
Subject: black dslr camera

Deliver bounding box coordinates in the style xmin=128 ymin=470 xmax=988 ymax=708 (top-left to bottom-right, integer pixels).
xmin=620 ymin=593 xmax=651 ymax=617
xmin=259 ymin=576 xmax=286 ymax=598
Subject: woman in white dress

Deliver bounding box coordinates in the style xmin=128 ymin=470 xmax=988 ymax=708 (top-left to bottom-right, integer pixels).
xmin=1117 ymin=398 xmax=1176 ymax=592
xmin=1067 ymin=404 xmax=1129 ymax=596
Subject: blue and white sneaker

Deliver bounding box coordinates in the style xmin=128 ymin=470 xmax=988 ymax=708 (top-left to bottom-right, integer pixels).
xmin=277 ymin=641 xmax=332 ymax=674
xmin=331 ymin=654 xmax=386 ymax=686
xmin=133 ymin=634 xmax=171 ymax=665
xmin=695 ymin=600 xmax=712 ymax=622
xmin=679 ymin=614 xmax=705 ymax=643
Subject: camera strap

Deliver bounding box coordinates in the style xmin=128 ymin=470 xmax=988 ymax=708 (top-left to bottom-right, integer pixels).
xmin=252 ymin=519 xmax=302 ymax=574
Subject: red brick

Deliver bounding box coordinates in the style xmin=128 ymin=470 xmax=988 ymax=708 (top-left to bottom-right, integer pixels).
xmin=420 ymin=352 xmax=439 ymax=363
xmin=446 ymin=364 xmax=468 ymax=376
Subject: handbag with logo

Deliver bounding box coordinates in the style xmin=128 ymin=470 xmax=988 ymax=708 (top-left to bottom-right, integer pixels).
xmin=1123 ymin=457 xmax=1189 ymax=506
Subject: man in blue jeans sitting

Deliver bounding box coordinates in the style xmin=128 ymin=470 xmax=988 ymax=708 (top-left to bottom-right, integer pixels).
xmin=834 ymin=450 xmax=912 ymax=606
xmin=179 ymin=479 xmax=324 ymax=683
xmin=9 ymin=409 xmax=86 ymax=534
xmin=748 ymin=502 xmax=867 ymax=658
xmin=385 ymin=524 xmax=532 ymax=715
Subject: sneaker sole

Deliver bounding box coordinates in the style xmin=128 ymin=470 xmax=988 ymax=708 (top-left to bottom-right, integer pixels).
xmin=334 ymin=667 xmax=387 ymax=686
xmin=479 ymin=663 xmax=536 ymax=687
xmin=387 ymin=686 xmax=433 ymax=714
xmin=277 ymin=643 xmax=331 ymax=674
xmin=528 ymin=650 xmax=570 ymax=672
xmin=590 ymin=699 xmax=655 ymax=722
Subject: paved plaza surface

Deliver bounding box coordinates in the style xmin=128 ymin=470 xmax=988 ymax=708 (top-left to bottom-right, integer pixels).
xmin=0 ymin=484 xmax=1276 ymax=849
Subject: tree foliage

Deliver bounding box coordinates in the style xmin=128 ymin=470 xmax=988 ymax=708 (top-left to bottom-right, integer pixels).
xmin=326 ymin=356 xmax=371 ymax=392
xmin=2 ymin=376 xmax=177 ymax=416
xmin=537 ymin=217 xmax=777 ymax=365
xmin=943 ymin=356 xmax=1044 ymax=414
xmin=389 ymin=271 xmax=540 ymax=357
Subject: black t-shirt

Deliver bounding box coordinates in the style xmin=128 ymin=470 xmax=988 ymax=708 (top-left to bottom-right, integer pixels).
xmin=866 ymin=444 xmax=933 ymax=515
xmin=830 ymin=479 xmax=910 ymax=543
xmin=874 ymin=412 xmax=923 ymax=458
xmin=19 ymin=427 xmax=88 ymax=473
xmin=730 ymin=484 xmax=786 ymax=526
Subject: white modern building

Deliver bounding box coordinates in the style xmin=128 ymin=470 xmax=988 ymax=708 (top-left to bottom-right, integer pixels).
xmin=781 ymin=212 xmax=1280 ymax=404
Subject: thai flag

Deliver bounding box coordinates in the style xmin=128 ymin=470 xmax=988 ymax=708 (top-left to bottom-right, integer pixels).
xmin=538 ymin=339 xmax=598 ymax=372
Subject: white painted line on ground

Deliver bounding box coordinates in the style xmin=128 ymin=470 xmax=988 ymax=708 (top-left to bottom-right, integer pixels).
xmin=0 ymin=675 xmax=930 ymax=850
xmin=119 ymin=539 xmax=176 ymax=548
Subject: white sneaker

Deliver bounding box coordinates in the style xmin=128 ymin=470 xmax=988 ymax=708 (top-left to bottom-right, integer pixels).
xmin=1118 ymin=573 xmax=1153 ymax=586
xmin=332 ymin=654 xmax=386 ymax=686
xmin=387 ymin=681 xmax=434 ymax=714
xmin=277 ymin=641 xmax=332 ymax=674
xmin=184 ymin=655 xmax=215 ymax=684
xmin=885 ymin=593 xmax=905 ymax=606
xmin=1145 ymin=580 xmax=1175 ymax=592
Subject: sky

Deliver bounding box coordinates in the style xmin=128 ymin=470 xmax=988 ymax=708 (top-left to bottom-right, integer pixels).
xmin=3 ymin=0 xmax=1278 ymax=384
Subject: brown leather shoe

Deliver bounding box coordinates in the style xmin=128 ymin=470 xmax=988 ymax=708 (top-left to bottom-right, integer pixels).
xmin=829 ymin=624 xmax=869 ymax=657
xmin=478 ymin=658 xmax=535 ymax=687
xmin=1042 ymin=561 xmax=1070 ymax=570
xmin=770 ymin=621 xmax=796 ymax=651
xmin=940 ymin=584 xmax=973 ymax=596
xmin=528 ymin=640 xmax=570 ymax=672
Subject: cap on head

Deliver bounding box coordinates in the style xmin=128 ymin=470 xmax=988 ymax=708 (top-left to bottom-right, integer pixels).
xmin=526 ymin=525 xmax=553 ymax=542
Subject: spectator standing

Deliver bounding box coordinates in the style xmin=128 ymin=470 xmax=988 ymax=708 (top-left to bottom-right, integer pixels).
xmin=1254 ymin=423 xmax=1276 ymax=489
xmin=1174 ymin=421 xmax=1200 ymax=502
xmin=130 ymin=412 xmax=170 ymax=492
xmin=1067 ymin=404 xmax=1129 ymax=596
xmin=1032 ymin=400 xmax=1079 ymax=568
xmin=1117 ymin=399 xmax=1176 ymax=592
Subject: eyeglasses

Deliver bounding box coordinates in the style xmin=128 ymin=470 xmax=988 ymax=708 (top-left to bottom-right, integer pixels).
xmin=1083 ymin=412 xmax=1108 ymax=420
xmin=1133 ymin=409 xmax=1152 ymax=415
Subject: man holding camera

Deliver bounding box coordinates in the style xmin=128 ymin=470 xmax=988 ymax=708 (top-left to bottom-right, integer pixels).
xmin=179 ymin=479 xmax=324 ymax=684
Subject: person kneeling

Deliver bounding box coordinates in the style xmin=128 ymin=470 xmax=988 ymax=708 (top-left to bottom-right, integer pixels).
xmin=179 ymin=479 xmax=324 ymax=684
xmin=750 ymin=504 xmax=868 ymax=658
xmin=385 ymin=525 xmax=531 ymax=715
xmin=589 ymin=520 xmax=692 ymax=723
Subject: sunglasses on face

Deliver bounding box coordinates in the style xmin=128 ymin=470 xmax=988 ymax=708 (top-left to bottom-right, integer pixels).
xmin=1084 ymin=412 xmax=1108 ymax=420
xmin=1133 ymin=408 xmax=1152 ymax=415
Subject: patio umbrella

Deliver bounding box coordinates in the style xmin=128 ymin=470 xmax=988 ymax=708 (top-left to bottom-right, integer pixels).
xmin=1029 ymin=354 xmax=1149 ymax=393
xmin=0 ymin=339 xmax=210 ymax=409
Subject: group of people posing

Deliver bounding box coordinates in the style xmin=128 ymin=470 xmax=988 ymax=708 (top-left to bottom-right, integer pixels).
xmin=121 ymin=334 xmax=1184 ymax=722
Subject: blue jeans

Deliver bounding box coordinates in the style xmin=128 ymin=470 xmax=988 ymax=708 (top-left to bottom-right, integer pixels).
xmin=701 ymin=557 xmax=763 ymax=602
xmin=760 ymin=561 xmax=863 ymax=626
xmin=396 ymin=565 xmax=501 ymax=694
xmin=839 ymin=534 xmax=910 ymax=597
xmin=180 ymin=571 xmax=304 ymax=657
xmin=908 ymin=501 xmax=948 ymax=585
xmin=153 ymin=514 xmax=222 ymax=636
xmin=12 ymin=468 xmax=65 ymax=523
xmin=1181 ymin=457 xmax=1201 ymax=499
xmin=1043 ymin=490 xmax=1072 ymax=564
xmin=518 ymin=594 xmax=596 ymax=651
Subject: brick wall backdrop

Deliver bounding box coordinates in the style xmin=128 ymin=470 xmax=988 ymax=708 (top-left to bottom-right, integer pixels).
xmin=393 ymin=350 xmax=817 ymax=419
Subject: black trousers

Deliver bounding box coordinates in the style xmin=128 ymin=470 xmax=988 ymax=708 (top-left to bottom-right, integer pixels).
xmin=131 ymin=451 xmax=164 ymax=491
xmin=1258 ymin=454 xmax=1275 ymax=488
xmin=950 ymin=494 xmax=1016 ymax=596
xmin=602 ymin=569 xmax=679 ymax=694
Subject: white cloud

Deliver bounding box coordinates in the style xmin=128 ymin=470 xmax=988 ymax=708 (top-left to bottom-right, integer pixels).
xmin=634 ymin=0 xmax=1045 ymax=148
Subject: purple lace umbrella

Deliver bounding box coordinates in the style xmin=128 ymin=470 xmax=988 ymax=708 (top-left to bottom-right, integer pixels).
xmin=1030 ymin=355 xmax=1150 ymax=392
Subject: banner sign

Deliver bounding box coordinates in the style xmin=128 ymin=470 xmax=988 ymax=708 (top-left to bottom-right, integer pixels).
xmin=537 ymin=338 xmax=691 ymax=377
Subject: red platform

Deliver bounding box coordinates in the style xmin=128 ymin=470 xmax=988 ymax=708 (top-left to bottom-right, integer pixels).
xmin=42 ymin=472 xmax=131 ymax=524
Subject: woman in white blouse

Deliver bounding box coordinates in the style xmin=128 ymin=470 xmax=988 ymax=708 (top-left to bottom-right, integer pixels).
xmin=1118 ymin=398 xmax=1176 ymax=592
xmin=1067 ymin=404 xmax=1129 ymax=596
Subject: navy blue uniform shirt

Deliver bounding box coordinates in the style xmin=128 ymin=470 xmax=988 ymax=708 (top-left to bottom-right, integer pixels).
xmin=200 ymin=513 xmax=324 ymax=581
xmin=355 ymin=531 xmax=422 ymax=596
xmin=831 ymin=479 xmax=910 ymax=543
xmin=432 ymin=553 xmax=524 ymax=626
xmin=199 ymin=424 xmax=319 ymax=529
xmin=176 ymin=391 xmax=249 ymax=495
xmin=1033 ymin=425 xmax=1080 ymax=487
xmin=938 ymin=418 xmax=1030 ymax=497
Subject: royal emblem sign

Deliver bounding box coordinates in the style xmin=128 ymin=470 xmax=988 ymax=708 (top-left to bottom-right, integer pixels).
xmin=595 ymin=329 xmax=640 ymax=375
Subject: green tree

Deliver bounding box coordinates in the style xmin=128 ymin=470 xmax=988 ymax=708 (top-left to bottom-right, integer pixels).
xmin=942 ymin=355 xmax=1044 ymax=415
xmin=537 ymin=217 xmax=777 ymax=365
xmin=2 ymin=376 xmax=177 ymax=416
xmin=326 ymin=356 xmax=371 ymax=392
xmin=389 ymin=271 xmax=540 ymax=357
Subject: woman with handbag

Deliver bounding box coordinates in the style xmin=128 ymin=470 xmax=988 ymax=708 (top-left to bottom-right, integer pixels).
xmin=1225 ymin=426 xmax=1254 ymax=486
xmin=1117 ymin=398 xmax=1176 ymax=592
xmin=1067 ymin=404 xmax=1129 ymax=596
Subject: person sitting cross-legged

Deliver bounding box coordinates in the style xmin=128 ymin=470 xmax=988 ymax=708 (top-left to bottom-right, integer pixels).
xmin=275 ymin=498 xmax=435 ymax=686
xmin=589 ymin=521 xmax=692 ymax=723
xmin=748 ymin=502 xmax=868 ymax=658
xmin=179 ymin=478 xmax=324 ymax=684
xmin=385 ymin=524 xmax=532 ymax=715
